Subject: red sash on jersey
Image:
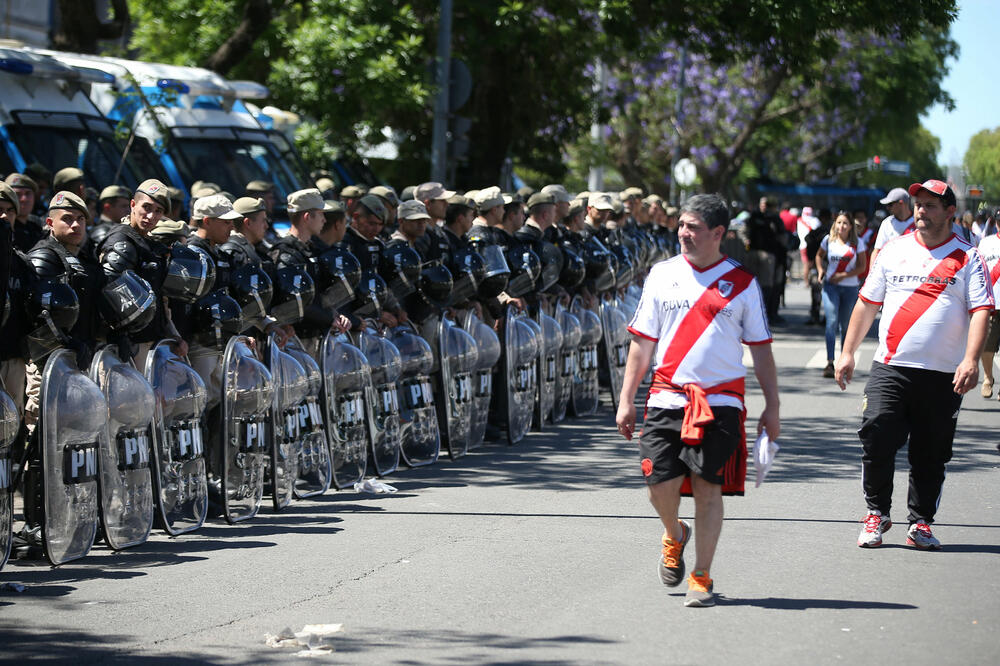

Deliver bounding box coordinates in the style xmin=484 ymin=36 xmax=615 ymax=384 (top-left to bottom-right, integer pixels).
xmin=652 ymin=265 xmax=755 ymax=383
xmin=833 ymin=245 xmax=856 ymax=275
xmin=884 ymin=248 xmax=968 ymax=364
xmin=990 ymin=260 xmax=1000 ymax=289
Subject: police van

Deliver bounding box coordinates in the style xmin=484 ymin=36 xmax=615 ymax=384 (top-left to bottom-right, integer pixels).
xmin=0 ymin=45 xmax=171 ymax=192
xmin=31 ymin=49 xmax=310 ymax=221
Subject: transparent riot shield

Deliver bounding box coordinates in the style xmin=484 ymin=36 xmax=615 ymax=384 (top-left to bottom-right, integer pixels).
xmin=40 ymin=350 xmax=103 ymax=564
xmin=266 ymin=334 xmax=307 ymax=510
xmin=600 ymin=299 xmax=630 ymax=411
xmin=388 ymin=324 xmax=440 ymax=467
xmin=321 ymin=332 xmax=371 ymax=489
xmin=570 ymin=296 xmax=602 ymax=416
xmin=503 ymin=305 xmax=540 ymax=445
xmin=435 ymin=317 xmax=478 ymax=460
xmin=145 ymin=341 xmax=209 ymax=536
xmin=462 ymin=310 xmax=501 ymax=450
xmin=283 ymin=337 xmax=331 ymax=499
xmin=356 ymin=326 xmax=402 ymax=475
xmin=89 ymin=346 xmax=155 ymax=550
xmin=220 ymin=336 xmax=274 ymax=523
xmin=0 ymin=389 xmax=19 ymax=571
xmin=553 ymin=305 xmax=581 ymax=423
xmin=533 ymin=311 xmax=563 ymax=430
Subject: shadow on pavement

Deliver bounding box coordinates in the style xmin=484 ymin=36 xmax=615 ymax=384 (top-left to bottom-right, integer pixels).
xmin=323 ymin=628 xmax=619 ymax=663
xmin=714 ymin=596 xmax=918 ymax=610
xmin=0 ymin=625 xmax=235 ymax=664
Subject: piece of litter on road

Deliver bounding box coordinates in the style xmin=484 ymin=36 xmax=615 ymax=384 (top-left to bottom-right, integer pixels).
xmin=0 ymin=582 xmax=25 ymax=593
xmin=400 ymin=559 xmax=410 ymax=564
xmin=295 ymin=647 xmax=333 ymax=657
xmin=353 ymin=478 xmax=397 ymax=494
xmin=841 ymin=628 xmax=851 ymax=632
xmin=754 ymin=429 xmax=780 ymax=488
xmin=266 ymin=623 xmax=343 ymax=652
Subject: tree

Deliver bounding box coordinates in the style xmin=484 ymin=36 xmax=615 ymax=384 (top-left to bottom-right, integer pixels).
xmin=965 ymin=128 xmax=1000 ymax=198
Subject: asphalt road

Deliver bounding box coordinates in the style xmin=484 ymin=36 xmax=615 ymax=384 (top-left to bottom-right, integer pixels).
xmin=2 ymin=285 xmax=998 ymax=664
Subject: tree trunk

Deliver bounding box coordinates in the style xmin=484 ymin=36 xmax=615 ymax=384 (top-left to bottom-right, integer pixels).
xmin=52 ymin=0 xmax=129 ymax=54
xmin=203 ymin=0 xmax=275 ymax=76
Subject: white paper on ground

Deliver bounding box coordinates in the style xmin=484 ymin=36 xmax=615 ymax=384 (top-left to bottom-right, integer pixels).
xmin=353 ymin=478 xmax=398 ymax=494
xmin=754 ymin=428 xmax=780 ymax=488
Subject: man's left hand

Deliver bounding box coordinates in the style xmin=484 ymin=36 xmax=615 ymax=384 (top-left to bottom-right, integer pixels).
xmin=757 ymin=403 xmax=780 ymax=441
xmin=953 ymin=358 xmax=979 ymax=395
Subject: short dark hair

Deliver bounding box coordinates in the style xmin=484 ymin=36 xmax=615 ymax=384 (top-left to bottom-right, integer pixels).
xmin=680 ymin=194 xmax=729 ymax=230
xmin=445 ymin=202 xmax=470 ymax=227
xmin=321 ymin=209 xmax=345 ymax=233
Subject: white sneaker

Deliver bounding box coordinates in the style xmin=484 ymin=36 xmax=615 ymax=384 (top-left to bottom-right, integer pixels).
xmin=858 ymin=510 xmax=892 ymax=547
xmin=906 ymin=522 xmax=941 ymax=550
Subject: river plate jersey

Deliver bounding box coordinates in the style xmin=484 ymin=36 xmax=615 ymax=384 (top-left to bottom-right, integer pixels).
xmin=873 ymin=214 xmax=916 ymax=251
xmin=860 ymin=233 xmax=994 ymax=372
xmin=820 ymin=236 xmax=867 ymax=287
xmin=977 ymin=232 xmax=1000 ymax=292
xmin=627 ymin=255 xmax=772 ymax=410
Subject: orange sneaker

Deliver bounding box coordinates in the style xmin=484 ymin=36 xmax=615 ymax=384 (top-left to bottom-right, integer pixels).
xmin=658 ymin=520 xmax=690 ymax=587
xmin=684 ymin=570 xmax=715 ymax=607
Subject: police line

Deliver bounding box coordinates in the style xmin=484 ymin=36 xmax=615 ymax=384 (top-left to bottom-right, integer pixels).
xmin=1 ymin=218 xmax=667 ymax=569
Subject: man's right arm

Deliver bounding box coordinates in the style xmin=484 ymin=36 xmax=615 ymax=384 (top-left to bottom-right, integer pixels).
xmin=615 ymin=335 xmax=656 ymax=441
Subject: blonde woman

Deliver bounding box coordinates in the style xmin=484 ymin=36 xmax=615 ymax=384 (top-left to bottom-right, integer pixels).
xmin=816 ymin=211 xmax=867 ymax=377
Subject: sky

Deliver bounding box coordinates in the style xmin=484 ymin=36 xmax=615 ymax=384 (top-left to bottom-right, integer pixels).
xmin=921 ymin=0 xmax=997 ymax=167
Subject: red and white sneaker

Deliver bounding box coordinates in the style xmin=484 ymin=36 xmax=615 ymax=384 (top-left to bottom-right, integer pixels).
xmin=906 ymin=522 xmax=941 ymax=550
xmin=858 ymin=511 xmax=892 ymax=548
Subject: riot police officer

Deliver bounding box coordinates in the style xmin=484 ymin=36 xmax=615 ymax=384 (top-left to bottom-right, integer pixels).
xmin=97 ymin=179 xmax=187 ymax=369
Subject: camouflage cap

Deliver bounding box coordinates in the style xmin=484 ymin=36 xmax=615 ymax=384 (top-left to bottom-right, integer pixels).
xmin=357 ymin=194 xmax=388 ymax=224
xmin=323 ymin=199 xmax=345 ymax=214
xmin=166 ymin=186 xmax=185 ymax=203
xmin=340 ymin=184 xmax=367 ymax=199
xmin=5 ymin=173 xmax=38 ymax=193
xmin=149 ymin=217 xmax=190 ymax=242
xmin=233 ymin=196 xmax=267 ymax=216
xmin=620 ymin=186 xmax=644 ymax=200
xmin=540 ymin=184 xmax=572 ymax=203
xmin=527 ymin=191 xmax=556 ymax=209
xmin=587 ymin=192 xmax=614 ymax=211
xmin=315 ymin=177 xmax=336 ymax=193
xmin=415 ymin=181 xmax=456 ymax=202
xmin=397 ymin=199 xmax=431 ymax=221
xmin=287 ymin=188 xmax=325 ymax=213
xmin=368 ymin=185 xmax=400 ymax=207
xmin=48 ymin=190 xmax=90 ymax=221
xmin=100 ymin=185 xmax=132 ymax=201
xmin=135 ymin=178 xmax=171 ymax=209
xmin=447 ymin=194 xmax=475 ymax=209
xmin=0 ymin=182 xmax=20 ymax=216
xmin=53 ymin=167 xmax=85 ymax=189
xmin=193 ymin=193 xmax=242 ymax=220
xmin=473 ymin=186 xmax=504 ymax=211
xmin=191 ymin=180 xmax=221 ymax=195
xmin=245 ymin=179 xmax=274 ymax=193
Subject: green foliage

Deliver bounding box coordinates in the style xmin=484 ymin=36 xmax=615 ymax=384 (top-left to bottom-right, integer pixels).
xmin=965 ymin=128 xmax=1000 ymax=198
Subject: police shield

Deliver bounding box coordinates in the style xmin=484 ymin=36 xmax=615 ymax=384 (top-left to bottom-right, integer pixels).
xmin=502 ymin=305 xmax=540 ymax=445
xmin=0 ymin=389 xmax=19 ymax=571
xmin=388 ymin=324 xmax=440 ymax=467
xmin=220 ymin=335 xmax=273 ymax=524
xmin=552 ymin=305 xmax=581 ymax=423
xmin=265 ymin=334 xmax=307 ymax=510
xmin=41 ymin=349 xmax=104 ymax=564
xmin=144 ymin=341 xmax=209 ymax=536
xmin=320 ymin=332 xmax=371 ymax=489
xmin=462 ymin=310 xmax=501 ymax=450
xmin=284 ymin=336 xmax=332 ymax=499
xmin=356 ymin=325 xmax=402 ymax=475
xmin=89 ymin=346 xmax=155 ymax=550
xmin=570 ymin=296 xmax=602 ymax=417
xmin=533 ymin=311 xmax=563 ymax=430
xmin=600 ymin=300 xmax=630 ymax=411
xmin=435 ymin=316 xmax=478 ymax=460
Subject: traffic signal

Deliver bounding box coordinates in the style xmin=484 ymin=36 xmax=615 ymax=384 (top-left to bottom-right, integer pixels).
xmin=873 ymin=155 xmax=881 ymax=166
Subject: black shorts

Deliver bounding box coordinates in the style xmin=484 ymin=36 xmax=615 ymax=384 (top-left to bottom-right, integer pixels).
xmin=638 ymin=406 xmax=742 ymax=486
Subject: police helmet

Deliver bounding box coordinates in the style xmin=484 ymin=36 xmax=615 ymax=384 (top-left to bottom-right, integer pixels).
xmin=270 ymin=266 xmax=316 ymax=325
xmin=100 ymin=270 xmax=157 ymax=332
xmin=191 ymin=291 xmax=245 ymax=348
xmin=162 ymin=244 xmax=216 ymax=303
xmin=228 ymin=264 xmax=273 ymax=320
xmin=379 ymin=243 xmax=422 ymax=302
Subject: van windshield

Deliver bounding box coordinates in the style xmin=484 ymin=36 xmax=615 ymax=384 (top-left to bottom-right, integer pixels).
xmin=6 ymin=111 xmax=169 ymax=190
xmin=167 ymin=126 xmax=304 ymax=204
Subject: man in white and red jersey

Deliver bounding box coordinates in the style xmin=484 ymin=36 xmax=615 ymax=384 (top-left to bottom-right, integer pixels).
xmin=835 ymin=179 xmax=994 ymax=550
xmin=616 ymin=194 xmax=780 ymax=608
xmin=869 ymin=188 xmax=915 ymax=270
xmin=976 ymin=229 xmax=1000 ymax=398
